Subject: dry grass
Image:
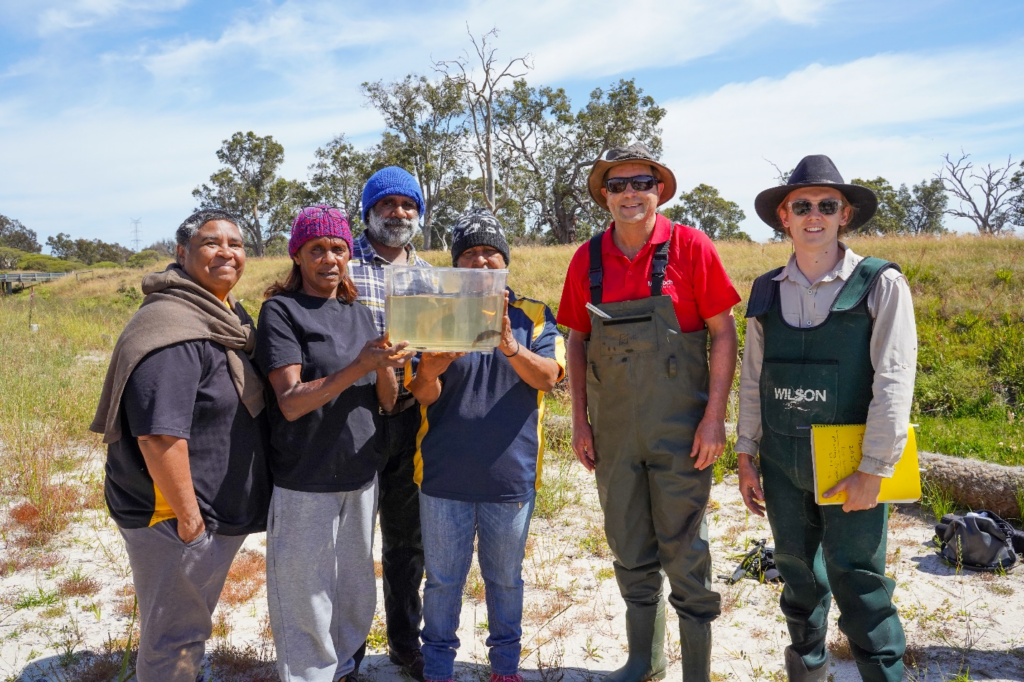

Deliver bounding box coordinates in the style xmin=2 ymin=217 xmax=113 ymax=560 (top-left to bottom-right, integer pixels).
xmin=577 ymin=523 xmax=611 ymax=559
xmin=221 ymin=549 xmax=267 ymax=607
xmin=0 ymin=548 xmax=62 ymax=577
xmin=366 ymin=613 xmax=389 ymax=652
xmin=57 ymin=633 xmax=140 ymax=682
xmin=523 ymin=591 xmax=575 ymax=627
xmin=464 ymin=562 xmax=486 ymax=602
xmin=208 ymin=641 xmax=278 ymax=682
xmin=114 ymin=583 xmax=136 ymax=618
xmin=213 ymin=610 xmax=233 ymax=641
xmin=57 ymin=571 xmax=101 ymax=598
xmin=827 ymin=628 xmax=854 ymax=661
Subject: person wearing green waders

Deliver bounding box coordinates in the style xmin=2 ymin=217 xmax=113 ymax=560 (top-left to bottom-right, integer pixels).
xmin=557 ymin=143 xmax=741 ymax=682
xmin=736 ymin=156 xmax=917 ymax=682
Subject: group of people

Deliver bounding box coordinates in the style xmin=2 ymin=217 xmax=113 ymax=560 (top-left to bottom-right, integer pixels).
xmin=93 ymin=145 xmax=916 ymax=682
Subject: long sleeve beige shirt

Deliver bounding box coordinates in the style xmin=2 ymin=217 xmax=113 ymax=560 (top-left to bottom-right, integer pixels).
xmin=735 ymin=245 xmax=917 ymax=477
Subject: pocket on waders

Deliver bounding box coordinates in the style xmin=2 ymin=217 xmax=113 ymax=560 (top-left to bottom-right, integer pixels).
xmin=760 ymin=361 xmax=838 ymax=437
xmin=594 ymin=314 xmax=660 ymax=357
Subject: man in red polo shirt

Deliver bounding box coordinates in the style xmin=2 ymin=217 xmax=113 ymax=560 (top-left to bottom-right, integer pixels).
xmin=557 ymin=143 xmax=739 ymax=682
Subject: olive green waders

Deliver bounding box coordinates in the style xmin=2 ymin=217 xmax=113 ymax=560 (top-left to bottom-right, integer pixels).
xmin=585 ymin=231 xmax=720 ymax=682
xmin=746 ymin=258 xmax=906 ymax=682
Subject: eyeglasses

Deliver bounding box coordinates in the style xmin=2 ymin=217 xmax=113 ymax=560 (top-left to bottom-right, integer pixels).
xmin=787 ymin=199 xmax=843 ymax=216
xmin=604 ymin=175 xmax=659 ymax=194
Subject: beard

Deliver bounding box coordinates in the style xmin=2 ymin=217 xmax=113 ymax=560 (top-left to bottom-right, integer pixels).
xmin=367 ymin=210 xmax=418 ymax=248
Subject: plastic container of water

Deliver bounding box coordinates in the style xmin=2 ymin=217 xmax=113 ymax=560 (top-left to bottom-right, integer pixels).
xmin=385 ymin=266 xmax=508 ymax=352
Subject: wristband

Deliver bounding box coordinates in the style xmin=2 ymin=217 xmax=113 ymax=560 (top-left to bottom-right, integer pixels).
xmin=502 ymin=339 xmax=520 ymax=358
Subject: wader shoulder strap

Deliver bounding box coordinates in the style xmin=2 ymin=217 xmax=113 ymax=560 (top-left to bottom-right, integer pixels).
xmin=588 ymin=226 xmax=674 ymax=304
xmin=588 ymin=232 xmax=605 ymax=305
xmin=744 ymin=267 xmax=785 ymax=318
xmin=649 ymin=225 xmax=674 ymax=297
xmin=830 ymin=257 xmax=902 ymax=313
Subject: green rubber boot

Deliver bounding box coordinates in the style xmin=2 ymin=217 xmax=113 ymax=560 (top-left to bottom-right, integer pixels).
xmin=602 ymin=600 xmax=667 ymax=682
xmin=784 ymin=646 xmax=828 ymax=682
xmin=678 ymin=618 xmax=712 ymax=682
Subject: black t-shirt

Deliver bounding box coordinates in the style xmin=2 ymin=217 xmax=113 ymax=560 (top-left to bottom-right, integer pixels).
xmin=104 ymin=340 xmax=272 ymax=535
xmin=256 ymin=292 xmax=381 ymax=493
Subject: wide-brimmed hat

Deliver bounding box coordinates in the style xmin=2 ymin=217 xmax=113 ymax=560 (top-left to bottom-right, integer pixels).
xmin=587 ymin=142 xmax=677 ymax=211
xmin=754 ymin=155 xmax=878 ymax=232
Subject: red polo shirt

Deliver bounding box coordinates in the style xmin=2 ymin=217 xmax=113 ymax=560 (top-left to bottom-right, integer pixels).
xmin=557 ymin=215 xmax=740 ymax=334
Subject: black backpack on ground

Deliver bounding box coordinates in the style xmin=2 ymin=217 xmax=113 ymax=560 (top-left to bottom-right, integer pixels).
xmin=935 ymin=510 xmax=1023 ymax=572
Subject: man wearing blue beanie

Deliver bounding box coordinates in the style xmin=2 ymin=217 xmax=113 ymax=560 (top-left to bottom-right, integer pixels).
xmin=349 ymin=165 xmax=429 ymax=681
xmin=361 ymin=166 xmax=426 ymax=225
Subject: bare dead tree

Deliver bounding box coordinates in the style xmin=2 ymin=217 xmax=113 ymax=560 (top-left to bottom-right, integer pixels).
xmin=938 ymin=152 xmax=1016 ymax=235
xmin=763 ymin=158 xmax=794 ymax=186
xmin=435 ymin=26 xmax=531 ymax=213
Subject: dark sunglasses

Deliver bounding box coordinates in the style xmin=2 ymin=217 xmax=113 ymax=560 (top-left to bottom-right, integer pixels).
xmin=604 ymin=175 xmax=659 ymax=194
xmin=787 ymin=199 xmax=843 ymax=216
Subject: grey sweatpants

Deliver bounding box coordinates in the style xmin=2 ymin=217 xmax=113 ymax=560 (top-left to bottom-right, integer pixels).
xmin=267 ymin=479 xmax=378 ymax=682
xmin=119 ymin=518 xmax=246 ymax=682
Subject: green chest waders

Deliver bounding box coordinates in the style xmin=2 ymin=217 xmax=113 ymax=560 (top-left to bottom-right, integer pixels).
xmin=746 ymin=258 xmax=906 ymax=682
xmin=586 ymin=228 xmax=718 ymax=682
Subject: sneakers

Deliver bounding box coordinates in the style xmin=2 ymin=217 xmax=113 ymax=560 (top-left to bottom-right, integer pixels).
xmin=389 ymin=648 xmax=426 ymax=682
xmin=490 ymin=675 xmax=523 ymax=682
xmin=426 ymin=672 xmax=520 ymax=682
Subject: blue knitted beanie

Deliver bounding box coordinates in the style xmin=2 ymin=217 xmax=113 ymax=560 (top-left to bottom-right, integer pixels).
xmin=361 ymin=167 xmax=425 ymax=222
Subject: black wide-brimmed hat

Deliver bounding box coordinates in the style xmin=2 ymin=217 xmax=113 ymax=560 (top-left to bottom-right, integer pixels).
xmin=587 ymin=142 xmax=677 ymax=211
xmin=754 ymin=155 xmax=878 ymax=232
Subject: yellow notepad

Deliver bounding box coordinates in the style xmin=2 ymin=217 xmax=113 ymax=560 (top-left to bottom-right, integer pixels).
xmin=811 ymin=424 xmax=921 ymax=505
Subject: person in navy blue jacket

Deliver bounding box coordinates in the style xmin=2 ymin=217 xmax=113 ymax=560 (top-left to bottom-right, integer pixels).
xmin=406 ymin=209 xmax=566 ymax=682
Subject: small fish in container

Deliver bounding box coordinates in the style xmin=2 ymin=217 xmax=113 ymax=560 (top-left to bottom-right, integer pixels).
xmin=384 ymin=265 xmax=508 ymax=352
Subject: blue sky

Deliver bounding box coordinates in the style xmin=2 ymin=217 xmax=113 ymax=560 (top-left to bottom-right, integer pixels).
xmin=1 ymin=0 xmax=1022 ymax=247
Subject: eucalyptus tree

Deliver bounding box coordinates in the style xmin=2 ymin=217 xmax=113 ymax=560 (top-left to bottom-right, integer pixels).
xmin=663 ymin=184 xmax=751 ymax=241
xmin=362 ymin=75 xmax=468 ymax=249
xmin=495 ymin=78 xmax=665 ymax=243
xmin=939 ymin=152 xmax=1017 ymax=235
xmin=0 ymin=214 xmax=41 ymax=253
xmin=193 ymin=131 xmax=302 ymax=256
xmin=435 ymin=27 xmax=530 ymax=214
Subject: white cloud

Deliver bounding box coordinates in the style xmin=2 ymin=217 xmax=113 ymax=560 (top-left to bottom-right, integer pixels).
xmin=2 ymin=1 xmax=1021 ymax=247
xmin=132 ymin=0 xmax=835 ymax=90
xmin=0 ymin=105 xmax=382 ymax=247
xmin=37 ymin=0 xmax=190 ymax=34
xmin=659 ymin=44 xmax=1024 ymax=240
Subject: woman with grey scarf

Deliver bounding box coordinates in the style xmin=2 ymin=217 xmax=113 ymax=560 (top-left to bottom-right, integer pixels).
xmin=92 ymin=209 xmax=271 ymax=682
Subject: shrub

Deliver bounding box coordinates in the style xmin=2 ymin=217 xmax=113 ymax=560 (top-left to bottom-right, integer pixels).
xmin=0 ymin=246 xmax=27 ymax=270
xmin=126 ymin=250 xmax=162 ymax=269
xmin=90 ymin=261 xmax=120 ymax=269
xmin=15 ymin=254 xmax=82 ymax=272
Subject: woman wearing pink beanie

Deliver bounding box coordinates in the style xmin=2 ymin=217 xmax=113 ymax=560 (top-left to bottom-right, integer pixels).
xmin=256 ymin=205 xmax=412 ymax=682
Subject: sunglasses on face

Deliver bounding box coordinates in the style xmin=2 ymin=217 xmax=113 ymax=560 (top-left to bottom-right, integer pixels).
xmin=604 ymin=175 xmax=659 ymax=194
xmin=787 ymin=199 xmax=844 ymax=216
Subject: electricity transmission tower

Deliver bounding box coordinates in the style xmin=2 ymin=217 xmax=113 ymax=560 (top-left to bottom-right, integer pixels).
xmin=130 ymin=218 xmax=142 ymax=252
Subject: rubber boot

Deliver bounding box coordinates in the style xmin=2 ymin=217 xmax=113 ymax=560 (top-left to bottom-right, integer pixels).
xmin=602 ymin=600 xmax=667 ymax=682
xmin=678 ymin=618 xmax=712 ymax=682
xmin=784 ymin=646 xmax=828 ymax=682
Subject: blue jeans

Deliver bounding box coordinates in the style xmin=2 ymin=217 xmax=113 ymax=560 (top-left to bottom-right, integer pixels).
xmin=419 ymin=492 xmax=535 ymax=681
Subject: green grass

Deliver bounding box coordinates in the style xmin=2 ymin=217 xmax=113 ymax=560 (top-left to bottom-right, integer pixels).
xmin=916 ymin=415 xmax=1024 ymax=465
xmin=13 ymin=588 xmax=61 ymax=611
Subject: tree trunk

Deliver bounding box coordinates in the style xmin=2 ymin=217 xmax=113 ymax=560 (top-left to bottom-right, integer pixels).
xmin=422 ymin=208 xmax=433 ymax=250
xmin=552 ymin=196 xmax=576 ymax=244
xmin=919 ymin=451 xmax=1024 ymax=519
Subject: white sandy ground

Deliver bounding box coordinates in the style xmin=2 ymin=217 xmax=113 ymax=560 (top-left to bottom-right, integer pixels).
xmin=3 ymin=450 xmax=1024 ymax=682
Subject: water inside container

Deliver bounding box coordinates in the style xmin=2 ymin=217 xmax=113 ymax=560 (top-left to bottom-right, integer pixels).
xmin=385 ymin=266 xmax=508 ymax=352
